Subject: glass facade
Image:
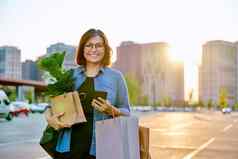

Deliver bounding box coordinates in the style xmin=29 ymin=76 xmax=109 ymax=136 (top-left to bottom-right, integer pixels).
xmin=0 ymin=46 xmax=21 ymax=79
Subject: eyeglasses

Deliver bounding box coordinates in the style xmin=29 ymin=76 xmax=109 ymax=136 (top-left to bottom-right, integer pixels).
xmin=84 ymin=43 xmax=104 ymax=50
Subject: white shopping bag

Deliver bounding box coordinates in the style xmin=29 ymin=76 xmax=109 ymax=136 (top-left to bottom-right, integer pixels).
xmin=96 ymin=116 xmax=140 ymax=159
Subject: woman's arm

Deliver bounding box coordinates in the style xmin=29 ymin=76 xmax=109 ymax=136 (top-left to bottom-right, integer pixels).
xmin=114 ymin=71 xmax=130 ymax=116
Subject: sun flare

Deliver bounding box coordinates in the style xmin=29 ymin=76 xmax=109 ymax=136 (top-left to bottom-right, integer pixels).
xmin=169 ymin=44 xmax=200 ymax=102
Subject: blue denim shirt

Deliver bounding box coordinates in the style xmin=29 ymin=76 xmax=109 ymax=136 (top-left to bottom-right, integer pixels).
xmin=56 ymin=66 xmax=131 ymax=156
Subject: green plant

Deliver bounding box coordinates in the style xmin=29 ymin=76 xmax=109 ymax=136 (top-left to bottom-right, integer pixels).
xmin=37 ymin=52 xmax=75 ymax=97
xmin=25 ymin=89 xmax=33 ymax=103
xmin=233 ymin=102 xmax=238 ymax=111
xmin=9 ymin=92 xmax=16 ymax=101
xmin=124 ymin=74 xmax=140 ymax=105
xmin=2 ymin=86 xmax=16 ymax=101
xmin=207 ymin=99 xmax=213 ymax=109
xmin=188 ymin=89 xmax=194 ymax=104
xmin=153 ymin=100 xmax=161 ymax=107
xmin=198 ymin=100 xmax=204 ymax=107
xmin=163 ymin=96 xmax=172 ymax=107
xmin=140 ymin=95 xmax=149 ymax=106
xmin=218 ymin=87 xmax=228 ymax=109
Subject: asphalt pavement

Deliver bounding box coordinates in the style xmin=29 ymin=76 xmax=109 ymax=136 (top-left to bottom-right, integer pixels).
xmin=0 ymin=111 xmax=238 ymax=159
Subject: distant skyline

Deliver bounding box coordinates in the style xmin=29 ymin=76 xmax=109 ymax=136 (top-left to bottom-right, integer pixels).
xmin=1 ymin=0 xmax=238 ymax=99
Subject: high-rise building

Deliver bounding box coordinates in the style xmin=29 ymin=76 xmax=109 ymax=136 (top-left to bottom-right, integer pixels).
xmin=199 ymin=40 xmax=237 ymax=106
xmin=0 ymin=46 xmax=22 ymax=79
xmin=47 ymin=42 xmax=77 ymax=70
xmin=22 ymin=60 xmax=42 ymax=81
xmin=114 ymin=41 xmax=184 ymax=105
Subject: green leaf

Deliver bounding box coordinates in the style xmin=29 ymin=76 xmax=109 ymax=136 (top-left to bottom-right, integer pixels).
xmin=37 ymin=52 xmax=75 ymax=97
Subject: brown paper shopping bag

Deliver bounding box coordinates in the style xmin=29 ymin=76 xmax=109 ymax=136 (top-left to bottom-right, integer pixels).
xmin=139 ymin=126 xmax=151 ymax=159
xmin=50 ymin=91 xmax=86 ymax=126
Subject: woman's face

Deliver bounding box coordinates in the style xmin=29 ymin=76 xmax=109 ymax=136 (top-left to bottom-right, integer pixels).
xmin=83 ymin=35 xmax=105 ymax=65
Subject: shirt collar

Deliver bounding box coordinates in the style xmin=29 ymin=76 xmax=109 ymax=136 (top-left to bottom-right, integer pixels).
xmin=77 ymin=65 xmax=105 ymax=75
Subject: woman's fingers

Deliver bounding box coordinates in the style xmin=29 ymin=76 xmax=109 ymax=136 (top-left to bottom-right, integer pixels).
xmin=97 ymin=97 xmax=106 ymax=103
xmin=92 ymin=99 xmax=107 ymax=109
xmin=92 ymin=99 xmax=113 ymax=115
xmin=97 ymin=97 xmax=111 ymax=106
xmin=92 ymin=100 xmax=105 ymax=112
xmin=58 ymin=121 xmax=70 ymax=128
xmin=92 ymin=99 xmax=115 ymax=115
xmin=92 ymin=98 xmax=118 ymax=116
xmin=54 ymin=112 xmax=65 ymax=118
xmin=93 ymin=104 xmax=105 ymax=112
xmin=94 ymin=98 xmax=112 ymax=109
xmin=47 ymin=112 xmax=71 ymax=130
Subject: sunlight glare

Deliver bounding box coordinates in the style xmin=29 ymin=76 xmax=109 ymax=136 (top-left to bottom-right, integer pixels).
xmin=169 ymin=43 xmax=200 ymax=102
xmin=168 ymin=45 xmax=186 ymax=62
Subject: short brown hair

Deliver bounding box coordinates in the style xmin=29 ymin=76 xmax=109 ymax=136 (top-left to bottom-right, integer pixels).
xmin=75 ymin=28 xmax=112 ymax=66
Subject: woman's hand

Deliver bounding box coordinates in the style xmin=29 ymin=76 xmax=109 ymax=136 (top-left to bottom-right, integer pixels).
xmin=44 ymin=109 xmax=71 ymax=130
xmin=92 ymin=97 xmax=121 ymax=117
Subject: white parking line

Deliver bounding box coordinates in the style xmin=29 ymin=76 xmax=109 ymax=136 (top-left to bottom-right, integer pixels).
xmin=182 ymin=137 xmax=215 ymax=159
xmin=194 ymin=114 xmax=210 ymax=121
xmin=152 ymin=144 xmax=197 ymax=150
xmin=222 ymin=124 xmax=233 ymax=132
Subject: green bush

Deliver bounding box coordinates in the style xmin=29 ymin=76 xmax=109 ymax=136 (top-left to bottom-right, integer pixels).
xmin=163 ymin=96 xmax=172 ymax=107
xmin=140 ymin=95 xmax=149 ymax=106
xmin=233 ymin=103 xmax=238 ymax=111
xmin=124 ymin=74 xmax=141 ymax=105
xmin=207 ymin=99 xmax=213 ymax=109
xmin=153 ymin=100 xmax=161 ymax=107
xmin=198 ymin=100 xmax=204 ymax=107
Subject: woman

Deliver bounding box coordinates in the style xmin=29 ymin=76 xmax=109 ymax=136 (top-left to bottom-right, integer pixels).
xmin=45 ymin=28 xmax=130 ymax=159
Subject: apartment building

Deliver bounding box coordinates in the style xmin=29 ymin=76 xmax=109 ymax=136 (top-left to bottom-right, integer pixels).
xmin=114 ymin=41 xmax=184 ymax=105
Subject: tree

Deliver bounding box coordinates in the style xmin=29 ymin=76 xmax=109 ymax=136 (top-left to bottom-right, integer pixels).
xmin=163 ymin=96 xmax=172 ymax=107
xmin=1 ymin=86 xmax=16 ymax=101
xmin=124 ymin=74 xmax=141 ymax=106
xmin=25 ymin=89 xmax=33 ymax=104
xmin=153 ymin=100 xmax=161 ymax=107
xmin=188 ymin=89 xmax=194 ymax=105
xmin=198 ymin=100 xmax=204 ymax=108
xmin=218 ymin=87 xmax=228 ymax=109
xmin=140 ymin=95 xmax=149 ymax=106
xmin=194 ymin=102 xmax=199 ymax=108
xmin=233 ymin=102 xmax=238 ymax=111
xmin=207 ymin=99 xmax=213 ymax=110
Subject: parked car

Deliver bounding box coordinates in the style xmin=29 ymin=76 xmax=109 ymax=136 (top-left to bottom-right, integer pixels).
xmin=30 ymin=103 xmax=49 ymax=113
xmin=9 ymin=101 xmax=31 ymax=116
xmin=222 ymin=107 xmax=232 ymax=114
xmin=0 ymin=90 xmax=12 ymax=121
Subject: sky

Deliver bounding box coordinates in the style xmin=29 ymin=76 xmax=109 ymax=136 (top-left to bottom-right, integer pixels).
xmin=1 ymin=0 xmax=238 ymax=100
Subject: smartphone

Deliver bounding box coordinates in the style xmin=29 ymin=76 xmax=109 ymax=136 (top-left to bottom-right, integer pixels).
xmin=93 ymin=91 xmax=107 ymax=100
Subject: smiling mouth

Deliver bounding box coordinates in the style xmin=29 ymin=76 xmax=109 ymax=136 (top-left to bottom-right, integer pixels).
xmin=87 ymin=53 xmax=100 ymax=57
